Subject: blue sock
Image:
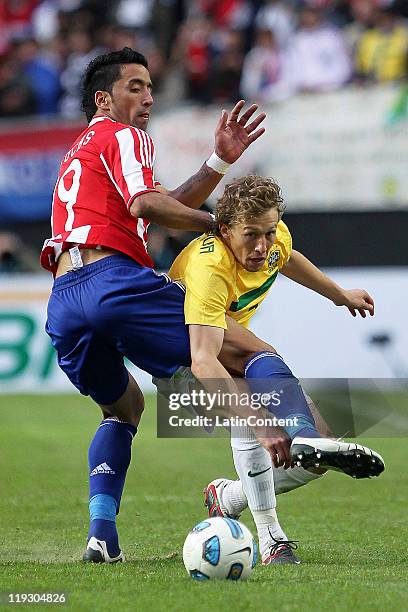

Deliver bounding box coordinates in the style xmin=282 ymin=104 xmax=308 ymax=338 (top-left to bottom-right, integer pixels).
xmin=244 ymin=352 xmax=320 ymax=439
xmin=87 ymin=418 xmax=137 ymax=556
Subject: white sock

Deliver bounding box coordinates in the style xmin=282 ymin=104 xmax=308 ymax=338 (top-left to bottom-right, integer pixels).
xmin=273 ymin=465 xmax=325 ymax=495
xmin=230 ymin=425 xmax=286 ymax=550
xmin=222 ymin=463 xmax=324 ymax=516
xmin=230 ymin=424 xmax=276 ymax=511
xmin=231 ymin=444 xmax=275 ymax=510
xmin=221 ymin=480 xmax=248 ymax=516
xmin=252 ymin=509 xmax=288 ymax=556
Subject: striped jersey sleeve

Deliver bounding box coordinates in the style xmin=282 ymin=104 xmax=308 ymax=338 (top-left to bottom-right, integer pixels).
xmin=101 ymin=125 xmax=158 ymax=209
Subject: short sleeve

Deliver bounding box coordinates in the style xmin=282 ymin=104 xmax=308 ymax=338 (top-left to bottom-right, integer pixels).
xmin=183 ymin=260 xmax=231 ymax=330
xmin=102 ymin=126 xmax=158 ymax=209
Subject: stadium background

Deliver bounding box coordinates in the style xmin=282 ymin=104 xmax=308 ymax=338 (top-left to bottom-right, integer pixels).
xmin=1 ymin=0 xmax=407 ymax=391
xmin=1 ymin=2 xmax=407 ymax=609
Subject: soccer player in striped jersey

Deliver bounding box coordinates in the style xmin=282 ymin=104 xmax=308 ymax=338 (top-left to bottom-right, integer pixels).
xmin=42 ymin=47 xmax=268 ymax=563
xmin=168 ymin=175 xmax=385 ymax=564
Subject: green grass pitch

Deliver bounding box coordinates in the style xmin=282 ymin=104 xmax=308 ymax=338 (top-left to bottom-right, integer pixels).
xmin=0 ymin=394 xmax=407 ymax=611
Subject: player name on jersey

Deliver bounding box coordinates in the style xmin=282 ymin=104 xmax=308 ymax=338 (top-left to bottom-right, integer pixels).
xmin=41 ymin=116 xmax=160 ymax=275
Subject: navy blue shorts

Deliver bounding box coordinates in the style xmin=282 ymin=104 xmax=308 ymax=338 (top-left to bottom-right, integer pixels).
xmin=46 ymin=255 xmax=191 ymax=404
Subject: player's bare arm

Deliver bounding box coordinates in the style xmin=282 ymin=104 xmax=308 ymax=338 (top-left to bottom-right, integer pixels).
xmin=189 ymin=324 xmax=229 ymax=380
xmin=189 ymin=324 xmax=291 ymax=469
xmin=281 ymin=249 xmax=375 ymax=318
xmin=158 ymin=101 xmax=267 ymax=209
xmin=130 ymin=191 xmax=214 ymax=232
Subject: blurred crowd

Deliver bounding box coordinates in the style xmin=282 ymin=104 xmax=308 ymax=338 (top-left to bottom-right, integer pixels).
xmin=1 ymin=0 xmax=408 ymax=272
xmin=1 ymin=0 xmax=408 ymax=118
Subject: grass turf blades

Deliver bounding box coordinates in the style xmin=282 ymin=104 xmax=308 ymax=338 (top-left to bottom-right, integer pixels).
xmin=0 ymin=394 xmax=407 ymax=611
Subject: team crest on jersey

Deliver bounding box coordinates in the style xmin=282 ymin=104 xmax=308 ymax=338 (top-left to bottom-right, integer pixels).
xmin=268 ymin=249 xmax=280 ymax=271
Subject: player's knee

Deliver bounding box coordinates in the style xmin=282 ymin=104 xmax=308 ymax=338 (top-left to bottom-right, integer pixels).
xmin=99 ymin=374 xmax=145 ymax=427
xmin=132 ymin=394 xmax=145 ymax=418
xmin=112 ymin=400 xmax=144 ymax=428
xmin=221 ymin=319 xmax=276 ymax=376
xmin=244 ymin=351 xmax=294 ymax=379
xmin=222 ymin=345 xmax=278 ymax=377
xmin=125 ymin=388 xmax=144 ymax=427
xmin=240 ymin=342 xmax=276 ymax=365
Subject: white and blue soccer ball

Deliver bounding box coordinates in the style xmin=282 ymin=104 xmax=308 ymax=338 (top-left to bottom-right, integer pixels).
xmin=182 ymin=517 xmax=257 ymax=581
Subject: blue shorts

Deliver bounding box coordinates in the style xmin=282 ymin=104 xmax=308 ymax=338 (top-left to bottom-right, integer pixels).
xmin=46 ymin=255 xmax=191 ymax=404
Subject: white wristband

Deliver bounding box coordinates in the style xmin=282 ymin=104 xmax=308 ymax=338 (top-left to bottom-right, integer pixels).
xmin=206 ymin=152 xmax=230 ymax=175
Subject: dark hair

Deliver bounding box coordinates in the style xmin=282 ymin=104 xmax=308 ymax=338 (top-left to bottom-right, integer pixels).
xmin=81 ymin=47 xmax=148 ymax=122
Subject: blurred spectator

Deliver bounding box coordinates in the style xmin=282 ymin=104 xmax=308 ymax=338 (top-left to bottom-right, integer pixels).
xmin=319 ymin=0 xmax=354 ymax=28
xmin=0 ymin=54 xmax=35 ymax=117
xmin=0 ymin=0 xmax=39 ymax=52
xmin=391 ymin=0 xmax=408 ymax=19
xmin=0 ymin=0 xmax=407 ymax=120
xmin=254 ymin=0 xmax=297 ymax=49
xmin=354 ymin=6 xmax=408 ymax=82
xmin=143 ymin=42 xmax=166 ymax=90
xmin=31 ymin=0 xmax=65 ymax=43
xmin=290 ymin=6 xmax=351 ymax=92
xmin=151 ymin=0 xmax=186 ymax=59
xmin=59 ymin=28 xmax=101 ymax=118
xmin=198 ymin=0 xmax=252 ymax=30
xmin=115 ymin=0 xmax=154 ymax=30
xmin=13 ymin=37 xmax=61 ymax=115
xmin=177 ymin=16 xmax=212 ymax=102
xmin=105 ymin=26 xmax=138 ymax=52
xmin=240 ymin=28 xmax=295 ymax=103
xmin=344 ymin=0 xmax=377 ymax=54
xmin=30 ymin=1 xmax=98 ymax=43
xmin=0 ymin=233 xmax=38 ymax=273
xmin=82 ymin=0 xmax=117 ymax=28
xmin=209 ymin=28 xmax=244 ymax=102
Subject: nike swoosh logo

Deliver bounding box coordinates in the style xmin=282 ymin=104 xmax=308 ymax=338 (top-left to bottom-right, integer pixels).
xmin=228 ymin=547 xmax=252 ymax=556
xmin=247 ymin=467 xmax=271 ymax=478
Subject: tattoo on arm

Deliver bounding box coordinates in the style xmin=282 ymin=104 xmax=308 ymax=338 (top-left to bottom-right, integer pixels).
xmin=175 ymin=164 xmax=212 ymax=197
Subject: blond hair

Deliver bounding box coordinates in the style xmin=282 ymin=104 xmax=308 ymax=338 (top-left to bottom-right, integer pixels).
xmin=215 ymin=175 xmax=285 ymax=230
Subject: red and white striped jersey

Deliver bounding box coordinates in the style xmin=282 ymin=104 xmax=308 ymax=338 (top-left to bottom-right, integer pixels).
xmin=41 ymin=115 xmax=158 ymax=274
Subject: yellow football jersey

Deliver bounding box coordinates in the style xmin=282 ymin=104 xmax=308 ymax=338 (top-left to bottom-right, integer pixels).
xmin=168 ymin=221 xmax=292 ymax=329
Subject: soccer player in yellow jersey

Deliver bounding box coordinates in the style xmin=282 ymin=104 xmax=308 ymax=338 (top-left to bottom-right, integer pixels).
xmin=169 ymin=175 xmax=384 ymax=564
xmin=169 ymin=188 xmax=292 ymax=332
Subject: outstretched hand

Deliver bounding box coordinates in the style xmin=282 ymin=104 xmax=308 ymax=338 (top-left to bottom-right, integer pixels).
xmin=214 ymin=100 xmax=266 ymax=165
xmin=336 ymin=289 xmax=375 ymax=318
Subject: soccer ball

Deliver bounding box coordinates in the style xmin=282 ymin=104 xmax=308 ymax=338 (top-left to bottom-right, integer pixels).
xmin=182 ymin=517 xmax=257 ymax=581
